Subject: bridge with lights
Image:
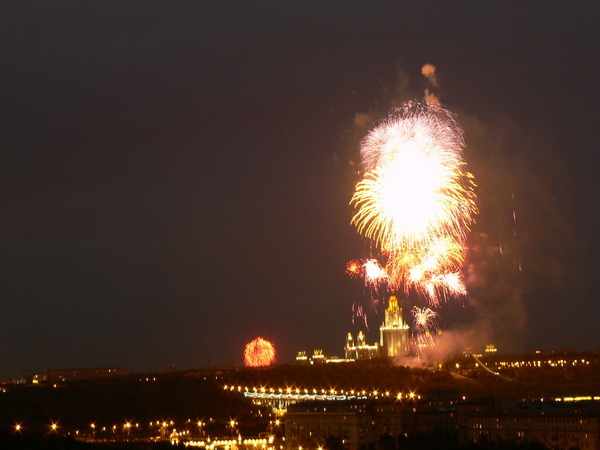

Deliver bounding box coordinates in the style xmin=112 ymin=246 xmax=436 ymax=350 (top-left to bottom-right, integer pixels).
xmin=224 ymin=385 xmax=419 ymax=415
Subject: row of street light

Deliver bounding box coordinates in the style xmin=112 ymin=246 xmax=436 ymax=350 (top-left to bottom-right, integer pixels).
xmin=8 ymin=416 xmax=242 ymax=440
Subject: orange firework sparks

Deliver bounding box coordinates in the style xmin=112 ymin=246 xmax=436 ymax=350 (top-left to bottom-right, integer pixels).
xmin=350 ymin=101 xmax=477 ymax=303
xmin=345 ymin=259 xmax=363 ymax=278
xmin=387 ymin=237 xmax=465 ymax=295
xmin=244 ymin=337 xmax=276 ymax=367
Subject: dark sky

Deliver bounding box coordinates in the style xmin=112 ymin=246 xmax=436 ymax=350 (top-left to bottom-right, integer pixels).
xmin=1 ymin=1 xmax=598 ymax=379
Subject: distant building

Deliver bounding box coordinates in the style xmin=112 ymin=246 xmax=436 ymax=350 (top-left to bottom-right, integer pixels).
xmin=312 ymin=349 xmax=326 ymax=363
xmin=459 ymin=402 xmax=600 ymax=449
xmin=286 ymin=395 xmax=600 ymax=450
xmin=297 ymin=294 xmax=411 ymax=363
xmin=286 ymin=398 xmax=457 ymax=450
xmin=286 ymin=400 xmax=373 ymax=450
xmin=379 ymin=294 xmax=410 ymax=358
xmin=296 ymin=350 xmax=349 ymax=364
xmin=296 ymin=351 xmax=309 ymax=362
xmin=345 ymin=294 xmax=411 ymax=361
xmin=345 ymin=331 xmax=379 ymax=360
xmin=47 ymin=367 xmax=127 ymax=383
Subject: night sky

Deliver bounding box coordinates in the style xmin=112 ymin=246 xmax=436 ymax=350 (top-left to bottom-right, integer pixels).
xmin=1 ymin=1 xmax=598 ymax=379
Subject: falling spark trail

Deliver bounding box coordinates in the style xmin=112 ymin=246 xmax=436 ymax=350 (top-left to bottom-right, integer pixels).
xmin=352 ymin=302 xmax=369 ymax=330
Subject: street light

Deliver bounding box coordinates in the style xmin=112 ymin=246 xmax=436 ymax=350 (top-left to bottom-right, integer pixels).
xmin=229 ymin=419 xmax=238 ymax=437
xmin=124 ymin=421 xmax=132 ymax=437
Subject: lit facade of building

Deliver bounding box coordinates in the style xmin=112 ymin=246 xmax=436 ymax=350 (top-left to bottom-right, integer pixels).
xmin=286 ymin=396 xmax=600 ymax=450
xmin=47 ymin=367 xmax=127 ymax=383
xmin=285 ymin=399 xmax=458 ymax=450
xmin=379 ymin=294 xmax=410 ymax=358
xmin=459 ymin=409 xmax=600 ymax=449
xmin=286 ymin=400 xmax=368 ymax=450
xmin=297 ymin=294 xmax=411 ymax=363
xmin=296 ymin=349 xmax=333 ymax=364
xmin=345 ymin=331 xmax=379 ymax=360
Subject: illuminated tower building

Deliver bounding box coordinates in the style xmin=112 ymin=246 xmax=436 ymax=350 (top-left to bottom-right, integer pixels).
xmin=345 ymin=333 xmax=355 ymax=359
xmin=345 ymin=331 xmax=379 ymax=360
xmin=379 ymin=294 xmax=410 ymax=357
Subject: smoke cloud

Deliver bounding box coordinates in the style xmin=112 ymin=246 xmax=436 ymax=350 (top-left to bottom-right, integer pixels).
xmin=421 ymin=64 xmax=440 ymax=105
xmin=394 ymin=327 xmax=489 ymax=368
xmin=421 ymin=63 xmax=439 ymax=87
xmin=424 ymin=88 xmax=441 ymax=106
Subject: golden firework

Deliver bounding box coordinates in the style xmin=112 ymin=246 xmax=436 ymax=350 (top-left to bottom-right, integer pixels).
xmin=350 ymin=101 xmax=477 ymax=302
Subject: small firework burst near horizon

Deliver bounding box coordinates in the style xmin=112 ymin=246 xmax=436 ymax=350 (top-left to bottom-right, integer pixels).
xmin=244 ymin=337 xmax=276 ymax=367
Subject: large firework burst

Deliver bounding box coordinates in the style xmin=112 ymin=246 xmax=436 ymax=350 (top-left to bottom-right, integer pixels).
xmin=350 ymin=101 xmax=477 ymax=302
xmin=244 ymin=337 xmax=276 ymax=367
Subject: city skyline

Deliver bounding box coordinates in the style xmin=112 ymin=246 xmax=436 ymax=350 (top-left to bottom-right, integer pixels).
xmin=1 ymin=2 xmax=598 ymax=380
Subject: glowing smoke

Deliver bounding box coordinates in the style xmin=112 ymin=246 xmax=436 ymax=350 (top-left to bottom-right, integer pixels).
xmin=421 ymin=63 xmax=440 ymax=105
xmin=421 ymin=63 xmax=439 ymax=87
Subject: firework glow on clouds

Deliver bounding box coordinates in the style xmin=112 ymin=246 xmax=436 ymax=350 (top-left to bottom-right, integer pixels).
xmin=244 ymin=337 xmax=276 ymax=367
xmin=348 ymin=95 xmax=477 ymax=352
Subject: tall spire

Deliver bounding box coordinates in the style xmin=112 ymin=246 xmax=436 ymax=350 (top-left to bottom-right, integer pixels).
xmin=384 ymin=294 xmax=406 ymax=328
xmin=380 ymin=294 xmax=410 ymax=357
